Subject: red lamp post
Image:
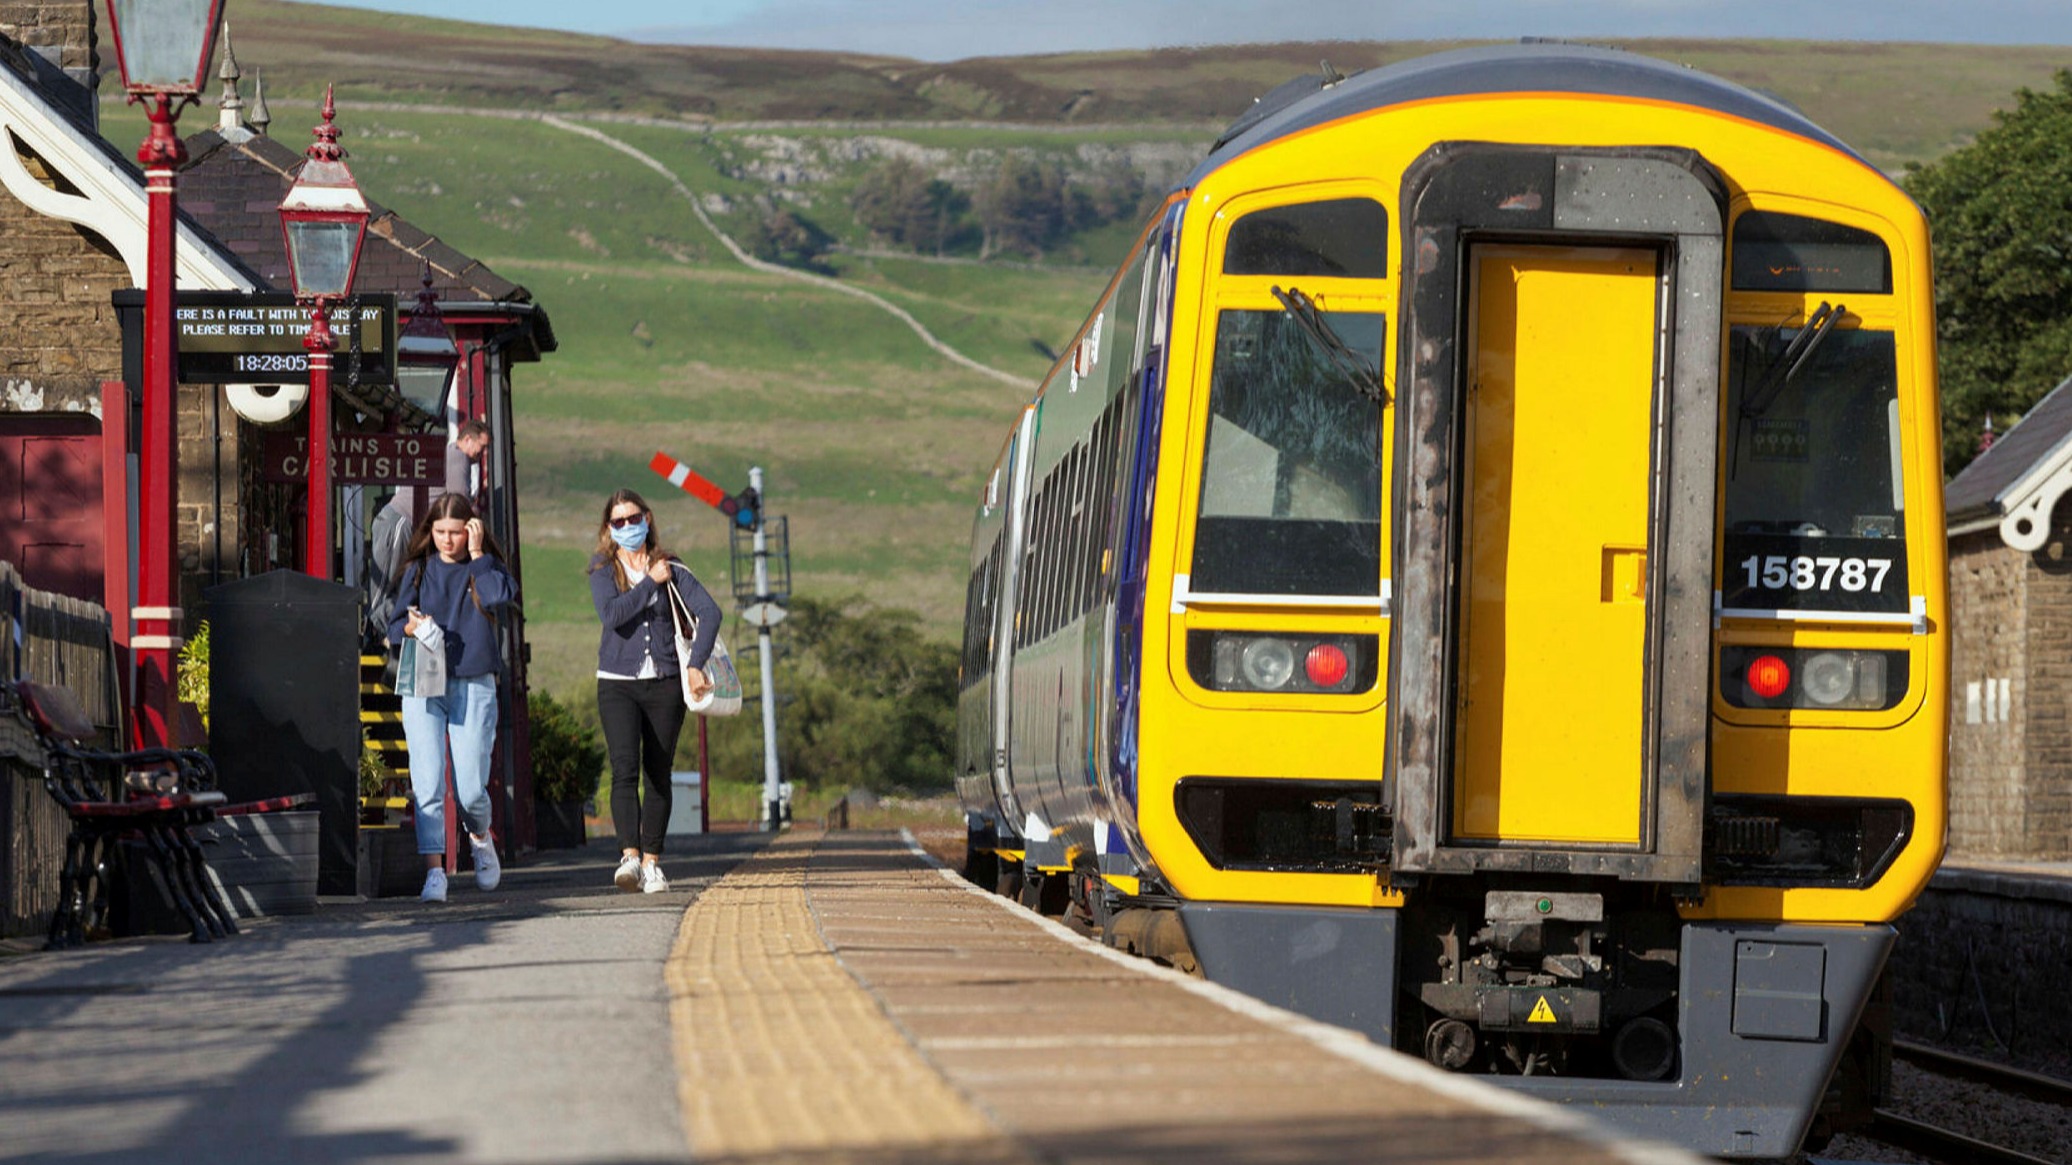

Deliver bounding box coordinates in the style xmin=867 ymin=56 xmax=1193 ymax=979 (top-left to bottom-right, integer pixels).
xmin=101 ymin=0 xmax=229 ymax=748
xmin=277 ymin=86 xmax=370 ymax=579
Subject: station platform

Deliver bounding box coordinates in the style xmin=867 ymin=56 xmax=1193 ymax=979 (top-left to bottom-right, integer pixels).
xmin=0 ymin=827 xmax=1701 ymax=1164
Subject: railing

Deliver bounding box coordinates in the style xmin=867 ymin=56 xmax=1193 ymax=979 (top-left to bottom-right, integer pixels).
xmin=0 ymin=560 xmax=123 ymax=938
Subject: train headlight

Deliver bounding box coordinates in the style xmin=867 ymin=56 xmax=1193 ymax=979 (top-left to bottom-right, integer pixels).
xmin=1799 ymin=652 xmax=1856 ymax=706
xmin=1191 ymin=631 xmax=1376 ymax=694
xmin=1721 ymin=647 xmax=1903 ymax=710
xmin=1240 ymin=638 xmax=1297 ymax=689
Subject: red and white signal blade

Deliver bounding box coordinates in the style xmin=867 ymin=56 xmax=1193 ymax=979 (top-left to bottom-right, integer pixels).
xmin=650 ymin=451 xmax=727 ymax=510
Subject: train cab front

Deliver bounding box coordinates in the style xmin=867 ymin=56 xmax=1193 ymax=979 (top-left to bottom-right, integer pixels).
xmin=1137 ymin=131 xmax=1944 ymax=1160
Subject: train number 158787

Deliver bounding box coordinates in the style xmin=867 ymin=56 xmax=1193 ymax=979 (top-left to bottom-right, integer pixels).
xmin=1738 ymin=555 xmax=1893 ymax=594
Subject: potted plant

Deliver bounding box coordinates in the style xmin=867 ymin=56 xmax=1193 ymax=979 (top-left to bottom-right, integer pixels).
xmin=529 ymin=691 xmax=603 ymax=849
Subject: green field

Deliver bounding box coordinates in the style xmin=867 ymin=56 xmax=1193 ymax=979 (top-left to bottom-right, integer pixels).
xmin=168 ymin=7 xmax=2067 ymax=706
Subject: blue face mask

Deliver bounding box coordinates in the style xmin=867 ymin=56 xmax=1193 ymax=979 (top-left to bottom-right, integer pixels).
xmin=609 ymin=520 xmax=649 ymax=550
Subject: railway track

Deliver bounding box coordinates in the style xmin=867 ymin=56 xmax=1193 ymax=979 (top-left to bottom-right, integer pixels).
xmin=1855 ymin=1039 xmax=2072 ymax=1165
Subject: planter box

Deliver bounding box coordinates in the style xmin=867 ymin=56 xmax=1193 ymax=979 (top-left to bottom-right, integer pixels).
xmin=200 ymin=810 xmax=319 ymax=917
xmin=357 ymin=825 xmax=425 ymax=899
xmin=535 ymin=799 xmax=586 ymax=850
xmin=116 ymin=809 xmax=319 ymax=934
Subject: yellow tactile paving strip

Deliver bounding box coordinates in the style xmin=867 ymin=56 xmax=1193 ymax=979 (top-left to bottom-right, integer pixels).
xmin=665 ymin=828 xmax=1032 ymax=1163
xmin=668 ymin=828 xmax=1694 ymax=1165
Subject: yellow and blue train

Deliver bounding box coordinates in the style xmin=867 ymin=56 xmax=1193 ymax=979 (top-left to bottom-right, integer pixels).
xmin=955 ymin=41 xmax=1945 ymax=1158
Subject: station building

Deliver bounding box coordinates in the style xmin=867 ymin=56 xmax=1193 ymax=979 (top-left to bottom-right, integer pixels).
xmin=1945 ymin=378 xmax=2072 ymax=860
xmin=0 ymin=3 xmax=555 ymax=856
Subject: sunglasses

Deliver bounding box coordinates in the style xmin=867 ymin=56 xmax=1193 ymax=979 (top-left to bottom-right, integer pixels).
xmin=608 ymin=514 xmax=645 ymax=529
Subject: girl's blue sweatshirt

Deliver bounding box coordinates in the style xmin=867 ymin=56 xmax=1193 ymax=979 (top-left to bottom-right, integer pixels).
xmin=388 ymin=554 xmax=516 ymax=679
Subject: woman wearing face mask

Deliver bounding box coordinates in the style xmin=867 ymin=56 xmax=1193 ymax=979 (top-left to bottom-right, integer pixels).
xmin=589 ymin=489 xmax=721 ymax=893
xmin=389 ymin=492 xmax=517 ymax=903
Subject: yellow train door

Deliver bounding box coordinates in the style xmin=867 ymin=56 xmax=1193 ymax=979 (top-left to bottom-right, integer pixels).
xmin=1453 ymin=245 xmax=1658 ymax=845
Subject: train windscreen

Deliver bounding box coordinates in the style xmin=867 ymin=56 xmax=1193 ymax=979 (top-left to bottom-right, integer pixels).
xmin=1721 ymin=326 xmax=1908 ymax=614
xmin=1190 ymin=309 xmax=1384 ymax=596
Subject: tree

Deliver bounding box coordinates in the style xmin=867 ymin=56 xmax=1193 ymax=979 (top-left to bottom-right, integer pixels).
xmin=976 ymin=152 xmax=1070 ymax=259
xmin=850 ymin=157 xmax=967 ymax=254
xmin=1905 ymin=70 xmax=2072 ymax=473
xmin=689 ymin=595 xmax=957 ymax=795
xmin=748 ymin=206 xmax=836 ymax=272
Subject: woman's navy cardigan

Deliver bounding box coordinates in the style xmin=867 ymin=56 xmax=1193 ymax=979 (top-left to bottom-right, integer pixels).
xmin=590 ymin=556 xmax=722 ymax=678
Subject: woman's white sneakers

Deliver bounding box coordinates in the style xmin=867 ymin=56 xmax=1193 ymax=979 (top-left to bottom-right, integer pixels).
xmin=421 ymin=867 xmax=448 ymax=903
xmin=614 ymin=853 xmax=642 ymax=892
xmin=640 ymin=863 xmax=669 ymax=894
xmin=470 ymin=834 xmax=501 ymax=891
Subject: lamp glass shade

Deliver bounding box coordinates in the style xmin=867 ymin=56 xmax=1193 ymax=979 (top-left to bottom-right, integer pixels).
xmin=106 ymin=0 xmax=223 ymax=91
xmin=283 ymin=219 xmax=364 ymax=299
xmin=394 ymin=353 xmax=457 ymax=415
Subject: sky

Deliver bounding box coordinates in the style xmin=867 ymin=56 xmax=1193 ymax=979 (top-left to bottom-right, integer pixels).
xmin=291 ymin=0 xmax=2072 ymax=58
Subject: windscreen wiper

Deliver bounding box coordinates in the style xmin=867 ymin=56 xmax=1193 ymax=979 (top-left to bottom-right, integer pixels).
xmin=1272 ymin=285 xmax=1389 ymax=406
xmin=1740 ymin=301 xmax=1845 ymax=419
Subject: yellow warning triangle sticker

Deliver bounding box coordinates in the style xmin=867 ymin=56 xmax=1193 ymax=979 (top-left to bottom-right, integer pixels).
xmin=1527 ymin=996 xmax=1558 ymax=1024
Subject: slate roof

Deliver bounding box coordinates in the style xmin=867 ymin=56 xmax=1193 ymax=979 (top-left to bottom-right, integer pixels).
xmin=179 ymin=127 xmax=555 ymax=356
xmin=1946 ymin=373 xmax=2072 ymax=524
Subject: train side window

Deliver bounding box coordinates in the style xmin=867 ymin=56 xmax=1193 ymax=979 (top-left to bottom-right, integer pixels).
xmin=1191 ymin=308 xmax=1385 ymax=596
xmin=1224 ymin=198 xmax=1388 ymax=279
xmin=1721 ymin=326 xmax=1909 ymax=613
xmin=1731 ymin=211 xmax=1891 ymax=294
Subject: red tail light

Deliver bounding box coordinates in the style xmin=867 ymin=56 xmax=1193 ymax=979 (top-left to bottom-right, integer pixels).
xmin=1305 ymin=643 xmax=1350 ymax=687
xmin=1747 ymin=654 xmax=1791 ymax=699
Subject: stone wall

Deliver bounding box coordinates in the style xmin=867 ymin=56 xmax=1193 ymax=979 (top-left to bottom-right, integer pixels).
xmin=0 ymin=1 xmax=96 ymax=126
xmin=0 ymin=142 xmax=127 ymax=411
xmin=1946 ymin=529 xmax=2030 ymax=857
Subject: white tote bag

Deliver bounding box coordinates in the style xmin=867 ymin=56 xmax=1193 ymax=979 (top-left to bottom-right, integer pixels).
xmin=667 ymin=578 xmax=743 ymax=716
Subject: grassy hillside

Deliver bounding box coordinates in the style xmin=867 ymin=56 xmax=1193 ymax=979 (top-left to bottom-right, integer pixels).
xmin=153 ymin=5 xmax=2069 ymax=703
xmin=222 ymin=0 xmax=2064 ymax=169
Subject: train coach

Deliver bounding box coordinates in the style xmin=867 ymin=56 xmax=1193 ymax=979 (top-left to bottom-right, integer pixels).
xmin=954 ymin=41 xmax=1946 ymax=1158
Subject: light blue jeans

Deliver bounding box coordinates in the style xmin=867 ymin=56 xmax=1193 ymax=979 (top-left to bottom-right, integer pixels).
xmin=401 ymin=673 xmax=499 ymax=855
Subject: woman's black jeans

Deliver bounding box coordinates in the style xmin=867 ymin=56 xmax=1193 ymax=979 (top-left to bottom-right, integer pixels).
xmin=597 ymin=677 xmax=687 ymax=855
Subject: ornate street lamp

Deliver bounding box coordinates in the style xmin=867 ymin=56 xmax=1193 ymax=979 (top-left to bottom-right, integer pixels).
xmin=395 ymin=266 xmax=458 ymax=417
xmin=278 ymin=86 xmax=370 ymax=579
xmin=100 ymin=0 xmax=229 ymax=748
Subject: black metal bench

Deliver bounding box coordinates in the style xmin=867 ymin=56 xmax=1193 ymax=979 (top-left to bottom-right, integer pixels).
xmin=4 ymin=680 xmax=240 ymax=948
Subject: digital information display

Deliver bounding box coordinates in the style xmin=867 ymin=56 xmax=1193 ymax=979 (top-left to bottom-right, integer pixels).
xmin=115 ymin=291 xmax=396 ymax=386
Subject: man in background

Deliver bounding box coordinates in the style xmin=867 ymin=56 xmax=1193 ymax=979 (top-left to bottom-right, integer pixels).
xmin=366 ymin=419 xmax=491 ymax=644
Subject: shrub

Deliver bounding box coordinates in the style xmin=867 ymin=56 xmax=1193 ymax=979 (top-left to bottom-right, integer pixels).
xmin=176 ymin=621 xmax=210 ymax=729
xmin=529 ymin=689 xmax=606 ymax=804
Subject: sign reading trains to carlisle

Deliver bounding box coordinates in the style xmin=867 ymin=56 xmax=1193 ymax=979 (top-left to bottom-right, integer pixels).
xmin=114 ymin=290 xmax=397 ymax=385
xmin=260 ymin=431 xmax=443 ymax=485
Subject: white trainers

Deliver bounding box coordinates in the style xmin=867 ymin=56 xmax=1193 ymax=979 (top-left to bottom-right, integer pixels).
xmin=614 ymin=853 xmax=642 ymax=893
xmin=640 ymin=862 xmax=669 ymax=894
xmin=420 ymin=867 xmax=448 ymax=903
xmin=470 ymin=834 xmax=501 ymax=891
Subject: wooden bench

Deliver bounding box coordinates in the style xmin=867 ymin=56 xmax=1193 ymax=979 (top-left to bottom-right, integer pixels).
xmin=5 ymin=680 xmax=240 ymax=948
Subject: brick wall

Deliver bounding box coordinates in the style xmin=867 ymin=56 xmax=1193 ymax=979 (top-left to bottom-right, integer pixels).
xmin=1947 ymin=529 xmax=2030 ymax=857
xmin=2019 ymin=520 xmax=2072 ymax=855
